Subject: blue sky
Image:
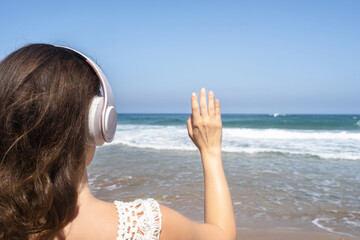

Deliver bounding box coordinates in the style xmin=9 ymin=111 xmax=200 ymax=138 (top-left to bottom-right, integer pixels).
xmin=1 ymin=0 xmax=359 ymax=113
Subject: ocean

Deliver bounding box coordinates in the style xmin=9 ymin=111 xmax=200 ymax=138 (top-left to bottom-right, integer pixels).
xmin=88 ymin=114 xmax=360 ymax=238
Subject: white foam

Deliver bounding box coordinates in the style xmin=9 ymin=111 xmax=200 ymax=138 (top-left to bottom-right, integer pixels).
xmin=224 ymin=128 xmax=360 ymax=140
xmin=222 ymin=147 xmax=360 ymax=160
xmin=344 ymin=218 xmax=360 ymax=227
xmin=312 ymin=218 xmax=358 ymax=238
xmin=270 ymin=113 xmax=286 ymax=117
xmin=312 ymin=218 xmax=334 ymax=232
xmin=102 ymin=124 xmax=360 ymax=160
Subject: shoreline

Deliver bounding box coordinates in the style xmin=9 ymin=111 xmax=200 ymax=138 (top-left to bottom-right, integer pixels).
xmin=90 ymin=144 xmax=360 ymax=239
xmin=236 ymin=229 xmax=360 ymax=240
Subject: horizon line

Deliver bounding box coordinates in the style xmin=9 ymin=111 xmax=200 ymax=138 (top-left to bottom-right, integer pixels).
xmin=116 ymin=112 xmax=360 ymax=115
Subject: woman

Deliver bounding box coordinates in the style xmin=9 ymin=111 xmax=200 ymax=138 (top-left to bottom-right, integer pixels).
xmin=0 ymin=44 xmax=236 ymax=240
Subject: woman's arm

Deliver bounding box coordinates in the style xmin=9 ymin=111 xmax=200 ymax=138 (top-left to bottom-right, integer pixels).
xmin=159 ymin=88 xmax=236 ymax=240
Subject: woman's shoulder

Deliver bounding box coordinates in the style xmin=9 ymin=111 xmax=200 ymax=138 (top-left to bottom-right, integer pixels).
xmin=113 ymin=198 xmax=162 ymax=240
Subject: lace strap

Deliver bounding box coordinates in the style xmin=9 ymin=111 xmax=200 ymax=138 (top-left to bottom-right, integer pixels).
xmin=114 ymin=199 xmax=162 ymax=240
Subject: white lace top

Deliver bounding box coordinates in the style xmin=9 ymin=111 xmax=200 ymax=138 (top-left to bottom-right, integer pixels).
xmin=113 ymin=199 xmax=162 ymax=240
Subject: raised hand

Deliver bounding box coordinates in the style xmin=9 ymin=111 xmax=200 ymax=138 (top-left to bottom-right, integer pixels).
xmin=187 ymin=88 xmax=222 ymax=157
xmin=159 ymin=89 xmax=236 ymax=240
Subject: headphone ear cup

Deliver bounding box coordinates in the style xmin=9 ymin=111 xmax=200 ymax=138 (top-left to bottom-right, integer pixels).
xmin=86 ymin=96 xmax=105 ymax=146
xmin=104 ymin=105 xmax=117 ymax=142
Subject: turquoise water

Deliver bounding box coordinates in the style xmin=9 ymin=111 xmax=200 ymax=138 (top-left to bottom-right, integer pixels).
xmin=89 ymin=114 xmax=360 ymax=238
xmin=118 ymin=114 xmax=360 ymax=131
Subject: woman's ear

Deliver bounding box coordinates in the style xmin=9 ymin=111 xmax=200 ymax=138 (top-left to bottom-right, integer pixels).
xmin=85 ymin=145 xmax=96 ymax=166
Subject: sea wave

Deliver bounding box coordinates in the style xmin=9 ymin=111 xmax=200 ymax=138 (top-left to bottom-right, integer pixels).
xmin=103 ymin=124 xmax=360 ymax=161
xmin=225 ymin=128 xmax=360 ymax=140
xmin=270 ymin=113 xmax=286 ymax=118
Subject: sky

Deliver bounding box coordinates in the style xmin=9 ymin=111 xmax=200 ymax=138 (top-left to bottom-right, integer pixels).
xmin=0 ymin=0 xmax=359 ymax=114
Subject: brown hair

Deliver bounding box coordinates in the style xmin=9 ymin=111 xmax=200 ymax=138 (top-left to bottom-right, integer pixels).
xmin=0 ymin=44 xmax=100 ymax=239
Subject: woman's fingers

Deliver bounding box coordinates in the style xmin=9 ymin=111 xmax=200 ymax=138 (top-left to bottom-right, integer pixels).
xmin=199 ymin=88 xmax=207 ymax=116
xmin=191 ymin=89 xmax=219 ymax=120
xmin=215 ymin=99 xmax=221 ymax=120
xmin=191 ymin=92 xmax=200 ymax=117
xmin=208 ymin=91 xmax=215 ymax=117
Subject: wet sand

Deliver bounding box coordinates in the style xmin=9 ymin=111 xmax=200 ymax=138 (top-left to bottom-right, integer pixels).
xmin=237 ymin=229 xmax=359 ymax=240
xmin=89 ymin=145 xmax=360 ymax=239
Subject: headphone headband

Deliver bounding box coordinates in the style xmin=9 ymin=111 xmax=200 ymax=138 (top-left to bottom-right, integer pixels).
xmin=56 ymin=45 xmax=117 ymax=145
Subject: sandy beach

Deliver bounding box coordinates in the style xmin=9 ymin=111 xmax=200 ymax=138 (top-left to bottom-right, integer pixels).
xmin=237 ymin=229 xmax=359 ymax=240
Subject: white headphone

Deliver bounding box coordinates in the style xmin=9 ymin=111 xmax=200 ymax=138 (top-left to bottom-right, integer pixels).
xmin=56 ymin=46 xmax=117 ymax=146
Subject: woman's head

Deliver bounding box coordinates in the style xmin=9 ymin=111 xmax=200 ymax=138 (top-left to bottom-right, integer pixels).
xmin=0 ymin=44 xmax=100 ymax=239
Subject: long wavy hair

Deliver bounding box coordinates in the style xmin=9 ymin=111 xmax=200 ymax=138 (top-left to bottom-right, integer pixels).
xmin=0 ymin=44 xmax=100 ymax=239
